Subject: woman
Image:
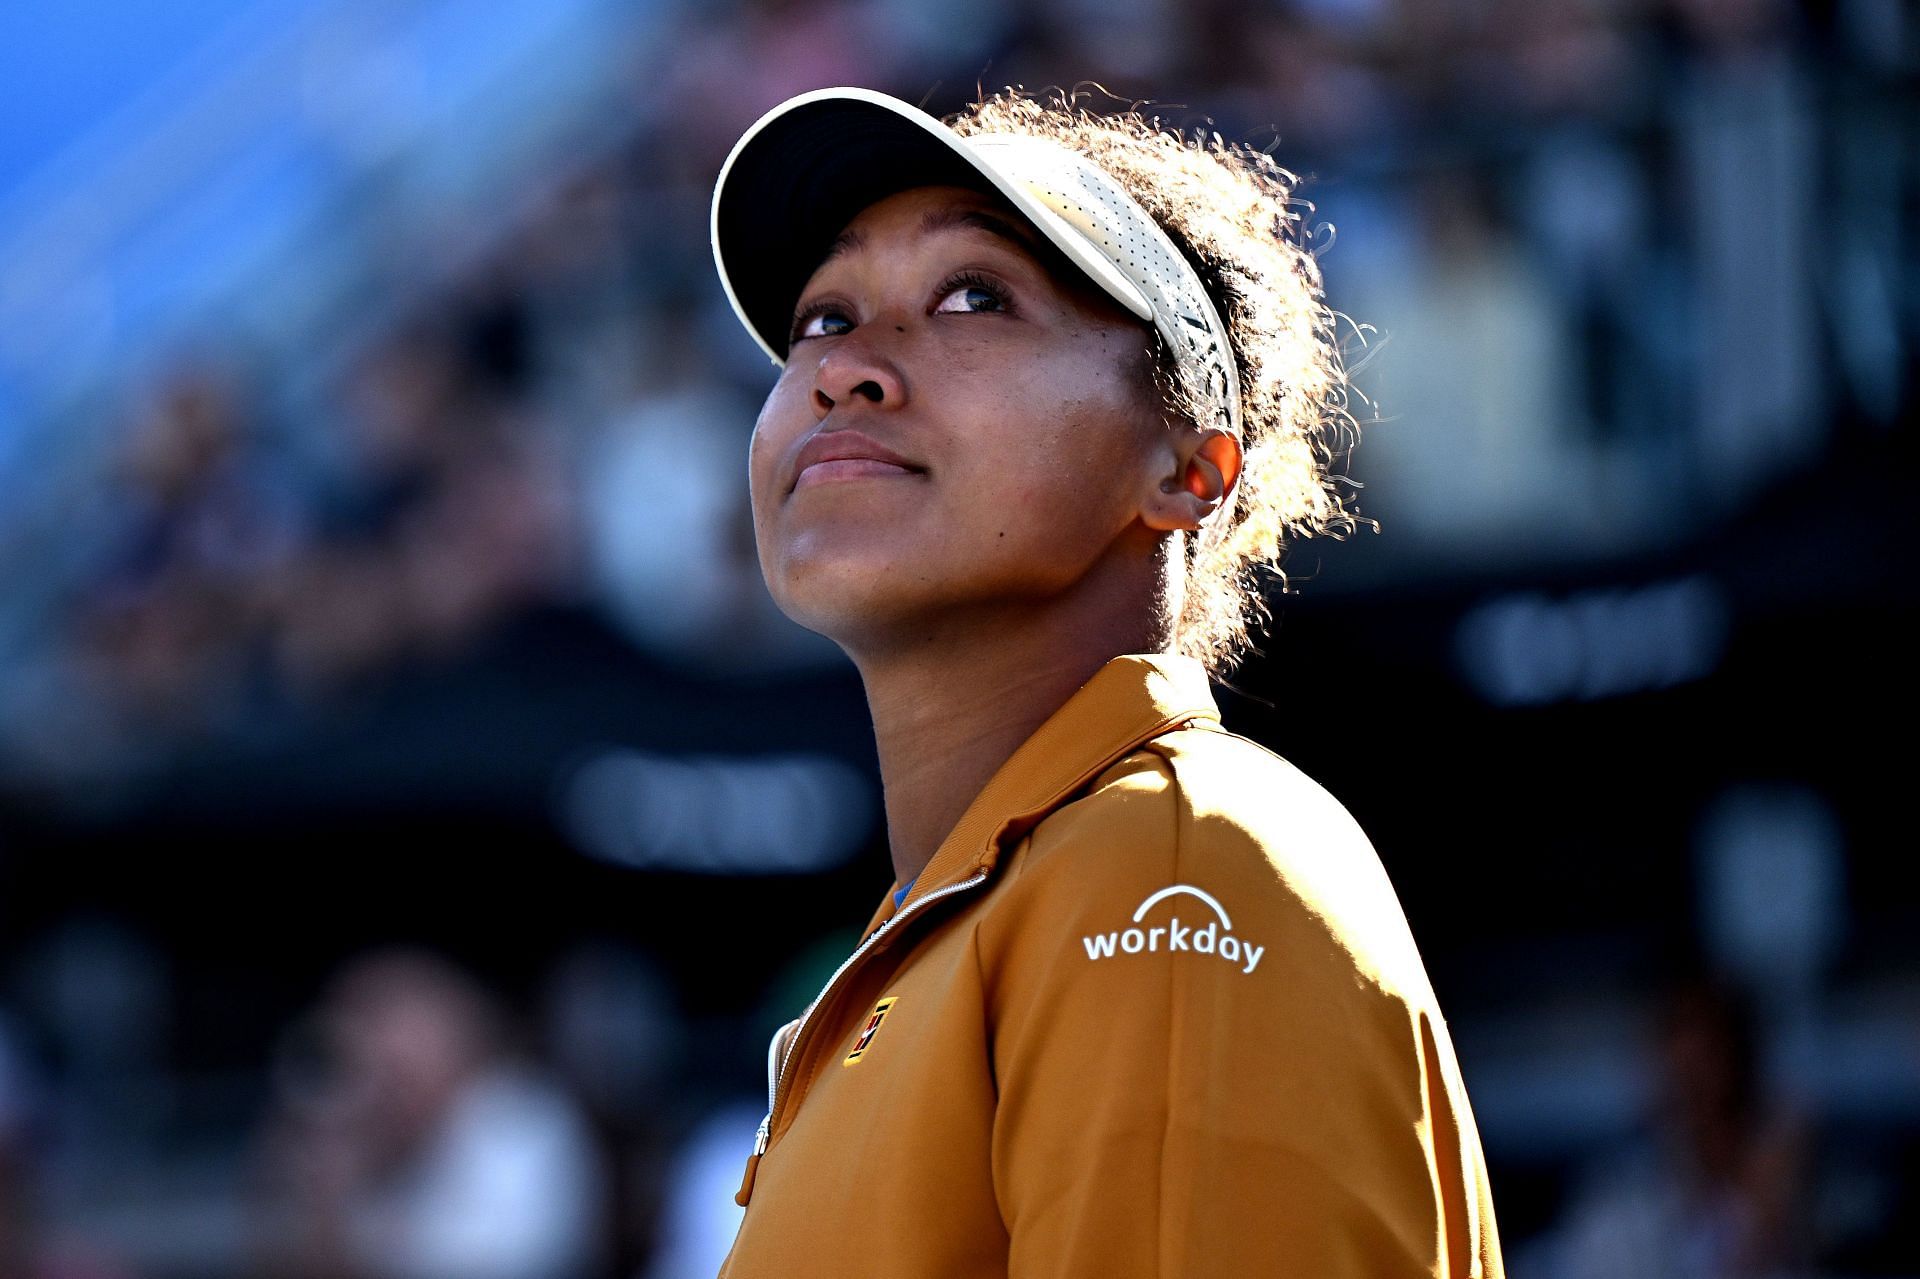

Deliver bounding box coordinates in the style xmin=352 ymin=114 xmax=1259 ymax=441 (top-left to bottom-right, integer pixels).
xmin=707 ymin=85 xmax=1505 ymax=1276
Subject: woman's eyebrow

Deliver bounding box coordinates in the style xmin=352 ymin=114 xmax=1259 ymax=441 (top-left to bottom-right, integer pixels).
xmin=815 ymin=205 xmax=1043 ymax=271
xmin=816 ymin=223 xmax=865 ymax=268
xmin=915 ymin=205 xmax=1043 ymax=257
xmin=802 ymin=204 xmax=1052 ymax=303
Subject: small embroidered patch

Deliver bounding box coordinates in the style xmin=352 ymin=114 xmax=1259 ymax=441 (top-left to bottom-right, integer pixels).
xmin=843 ymin=996 xmax=899 ymax=1065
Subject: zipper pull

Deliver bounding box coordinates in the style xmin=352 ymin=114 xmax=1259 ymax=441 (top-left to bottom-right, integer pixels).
xmin=734 ymin=1152 xmax=762 ymax=1207
xmin=735 ymin=1113 xmax=770 ymax=1206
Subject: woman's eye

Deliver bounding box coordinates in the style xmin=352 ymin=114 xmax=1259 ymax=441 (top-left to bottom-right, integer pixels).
xmin=792 ymin=307 xmax=853 ymax=342
xmin=935 ymin=281 xmax=1007 ymax=314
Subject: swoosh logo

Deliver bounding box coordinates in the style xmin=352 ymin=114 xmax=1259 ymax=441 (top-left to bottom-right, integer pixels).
xmin=1131 ymin=884 xmax=1231 ymax=929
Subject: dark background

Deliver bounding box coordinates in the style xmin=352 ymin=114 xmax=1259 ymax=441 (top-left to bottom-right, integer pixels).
xmin=0 ymin=0 xmax=1913 ymax=1274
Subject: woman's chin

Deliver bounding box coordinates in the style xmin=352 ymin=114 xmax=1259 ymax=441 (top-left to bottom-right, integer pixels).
xmin=767 ymin=555 xmax=929 ymax=636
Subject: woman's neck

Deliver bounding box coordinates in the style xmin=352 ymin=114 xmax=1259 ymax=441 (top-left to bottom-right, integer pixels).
xmin=850 ymin=564 xmax=1171 ymax=890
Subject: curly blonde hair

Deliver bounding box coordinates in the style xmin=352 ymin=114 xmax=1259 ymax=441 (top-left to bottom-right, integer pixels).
xmin=946 ymin=86 xmax=1369 ymax=681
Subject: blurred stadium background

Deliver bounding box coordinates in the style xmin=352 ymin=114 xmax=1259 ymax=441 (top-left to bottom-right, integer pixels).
xmin=0 ymin=0 xmax=1913 ymax=1274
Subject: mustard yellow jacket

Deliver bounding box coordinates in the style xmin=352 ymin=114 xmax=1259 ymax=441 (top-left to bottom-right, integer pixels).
xmin=720 ymin=652 xmax=1505 ymax=1277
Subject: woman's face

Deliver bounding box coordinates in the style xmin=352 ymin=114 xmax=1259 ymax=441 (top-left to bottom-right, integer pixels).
xmin=748 ymin=183 xmax=1176 ymax=647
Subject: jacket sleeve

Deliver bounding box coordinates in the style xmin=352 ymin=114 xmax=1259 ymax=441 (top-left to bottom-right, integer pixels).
xmin=978 ymin=754 xmax=1503 ymax=1278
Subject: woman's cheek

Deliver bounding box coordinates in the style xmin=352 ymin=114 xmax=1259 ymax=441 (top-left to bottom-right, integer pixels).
xmin=746 ymin=404 xmax=795 ymax=510
xmin=744 ymin=436 xmax=773 ymax=522
xmin=989 ymin=474 xmax=1091 ymax=564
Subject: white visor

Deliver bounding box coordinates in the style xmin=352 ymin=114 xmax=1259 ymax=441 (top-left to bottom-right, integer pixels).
xmin=709 ymin=86 xmax=1242 ymax=441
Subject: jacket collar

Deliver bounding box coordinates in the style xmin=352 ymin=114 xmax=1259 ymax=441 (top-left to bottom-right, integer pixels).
xmin=868 ymin=651 xmax=1222 ymax=933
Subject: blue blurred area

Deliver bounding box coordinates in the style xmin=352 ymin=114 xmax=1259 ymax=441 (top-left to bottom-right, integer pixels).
xmin=0 ymin=0 xmax=300 ymax=189
xmin=0 ymin=0 xmax=1913 ymax=1275
xmin=0 ymin=0 xmax=643 ymax=472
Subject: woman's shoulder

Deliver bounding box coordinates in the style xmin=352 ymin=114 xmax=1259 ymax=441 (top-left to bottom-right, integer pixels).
xmin=1033 ymin=722 xmax=1378 ymax=869
xmin=994 ymin=723 xmax=1436 ymax=1007
xmin=1144 ymin=723 xmax=1383 ymax=865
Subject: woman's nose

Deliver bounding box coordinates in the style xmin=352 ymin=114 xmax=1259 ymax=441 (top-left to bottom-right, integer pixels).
xmin=811 ymin=330 xmax=907 ymax=419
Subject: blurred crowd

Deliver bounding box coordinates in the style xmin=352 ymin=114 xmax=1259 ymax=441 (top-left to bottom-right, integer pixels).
xmin=0 ymin=937 xmax=767 ymax=1278
xmin=22 ymin=338 xmax=570 ymax=783
xmin=0 ymin=0 xmax=1912 ymax=1274
xmin=1 ymin=935 xmax=1874 ymax=1277
xmin=1 ymin=0 xmax=1907 ymax=791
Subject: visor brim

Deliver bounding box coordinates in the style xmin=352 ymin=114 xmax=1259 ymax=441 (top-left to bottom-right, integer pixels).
xmin=710 ymin=86 xmax=1151 ymax=367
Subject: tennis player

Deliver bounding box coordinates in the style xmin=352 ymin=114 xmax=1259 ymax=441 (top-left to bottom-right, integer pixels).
xmin=707 ymin=84 xmax=1505 ymax=1277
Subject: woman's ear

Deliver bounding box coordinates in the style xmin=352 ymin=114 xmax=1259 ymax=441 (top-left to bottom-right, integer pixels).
xmin=1141 ymin=430 xmax=1243 ymax=533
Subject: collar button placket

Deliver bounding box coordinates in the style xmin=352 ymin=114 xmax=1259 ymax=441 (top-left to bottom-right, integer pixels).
xmin=733 ymin=864 xmax=993 ymax=1206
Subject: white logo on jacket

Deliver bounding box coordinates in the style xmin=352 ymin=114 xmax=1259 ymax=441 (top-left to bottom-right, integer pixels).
xmin=1081 ymin=884 xmax=1265 ymax=974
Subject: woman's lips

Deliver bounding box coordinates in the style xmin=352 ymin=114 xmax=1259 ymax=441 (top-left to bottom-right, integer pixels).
xmin=793 ymin=458 xmax=922 ymax=489
xmin=787 ymin=427 xmax=923 ymax=493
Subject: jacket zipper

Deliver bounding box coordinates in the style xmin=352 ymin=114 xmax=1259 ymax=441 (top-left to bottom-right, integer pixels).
xmin=738 ymin=867 xmax=991 ymax=1200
